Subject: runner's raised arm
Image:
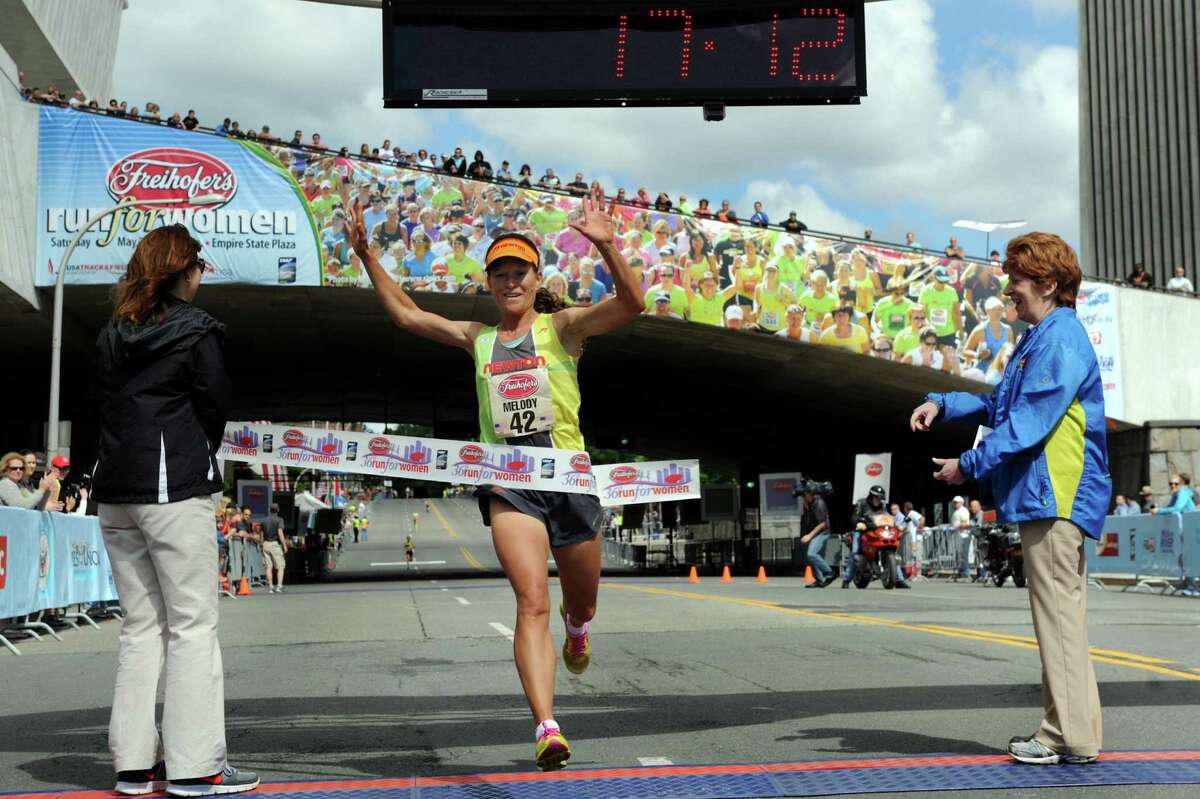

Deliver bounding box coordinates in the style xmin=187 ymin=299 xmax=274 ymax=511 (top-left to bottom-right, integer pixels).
xmin=346 ymin=199 xmax=481 ymax=350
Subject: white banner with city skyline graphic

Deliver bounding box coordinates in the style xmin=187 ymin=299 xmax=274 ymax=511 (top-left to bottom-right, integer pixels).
xmin=218 ymin=422 xmax=699 ymax=507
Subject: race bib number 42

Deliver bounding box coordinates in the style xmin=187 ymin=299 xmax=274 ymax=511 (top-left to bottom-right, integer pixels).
xmin=488 ymin=368 xmax=556 ymax=438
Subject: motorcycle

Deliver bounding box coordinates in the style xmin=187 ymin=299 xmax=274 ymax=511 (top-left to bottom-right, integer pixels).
xmin=850 ymin=512 xmax=904 ymax=589
xmin=981 ymin=524 xmax=1025 ymax=587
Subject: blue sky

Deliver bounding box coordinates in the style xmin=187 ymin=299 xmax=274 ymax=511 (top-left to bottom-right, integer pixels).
xmin=113 ymin=0 xmax=1084 ymax=259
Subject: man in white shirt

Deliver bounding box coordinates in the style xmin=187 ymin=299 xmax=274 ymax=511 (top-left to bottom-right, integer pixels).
xmin=951 ymin=495 xmax=972 ymax=579
xmin=1165 ymin=266 xmax=1194 ymax=293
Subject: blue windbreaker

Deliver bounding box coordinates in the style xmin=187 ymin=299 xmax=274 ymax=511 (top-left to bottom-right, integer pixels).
xmin=927 ymin=306 xmax=1112 ymax=539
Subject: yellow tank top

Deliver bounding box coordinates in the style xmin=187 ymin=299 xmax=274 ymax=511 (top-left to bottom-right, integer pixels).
xmin=756 ymin=284 xmax=789 ymax=331
xmin=472 ymin=314 xmax=585 ymax=451
xmin=689 ymin=292 xmax=726 ymax=326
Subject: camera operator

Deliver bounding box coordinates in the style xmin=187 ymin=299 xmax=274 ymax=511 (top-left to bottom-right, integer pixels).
xmin=799 ymin=486 xmax=834 ymax=588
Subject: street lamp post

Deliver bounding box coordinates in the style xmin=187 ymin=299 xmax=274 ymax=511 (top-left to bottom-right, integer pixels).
xmin=46 ymin=195 xmax=225 ymax=461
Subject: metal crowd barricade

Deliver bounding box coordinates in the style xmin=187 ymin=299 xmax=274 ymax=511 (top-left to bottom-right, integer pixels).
xmin=921 ymin=525 xmax=964 ymax=577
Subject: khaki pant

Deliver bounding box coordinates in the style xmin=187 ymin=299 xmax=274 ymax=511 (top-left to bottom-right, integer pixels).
xmin=1020 ymin=517 xmax=1103 ymax=757
xmin=262 ymin=541 xmax=285 ymax=572
xmin=100 ymin=497 xmax=227 ymax=779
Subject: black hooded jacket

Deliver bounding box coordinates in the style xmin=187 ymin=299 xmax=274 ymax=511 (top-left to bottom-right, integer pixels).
xmin=91 ymin=298 xmax=231 ymax=505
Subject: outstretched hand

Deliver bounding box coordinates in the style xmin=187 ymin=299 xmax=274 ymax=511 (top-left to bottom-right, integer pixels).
xmin=568 ymin=187 xmax=616 ymax=245
xmin=932 ymin=457 xmax=966 ymax=485
xmin=910 ymin=400 xmax=940 ymax=432
xmin=344 ymin=199 xmax=370 ymax=258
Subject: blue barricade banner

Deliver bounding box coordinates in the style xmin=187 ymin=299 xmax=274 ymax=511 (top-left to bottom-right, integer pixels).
xmin=1182 ymin=512 xmax=1200 ymax=579
xmin=1088 ymin=512 xmax=1196 ymax=581
xmin=36 ymin=106 xmax=321 ymax=286
xmin=50 ymin=512 xmax=119 ymax=607
xmin=0 ymin=507 xmax=48 ymax=618
xmin=0 ymin=507 xmax=117 ymax=617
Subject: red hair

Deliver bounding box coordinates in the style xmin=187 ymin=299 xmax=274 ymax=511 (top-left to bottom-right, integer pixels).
xmin=1003 ymin=232 xmax=1082 ymax=308
xmin=112 ymin=224 xmax=201 ymax=324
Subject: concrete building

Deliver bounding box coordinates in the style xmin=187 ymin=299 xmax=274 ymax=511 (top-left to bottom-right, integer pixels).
xmin=1079 ymin=0 xmax=1200 ymax=288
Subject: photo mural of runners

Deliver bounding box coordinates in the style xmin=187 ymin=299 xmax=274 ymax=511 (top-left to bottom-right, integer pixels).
xmin=32 ymin=103 xmax=1122 ymax=408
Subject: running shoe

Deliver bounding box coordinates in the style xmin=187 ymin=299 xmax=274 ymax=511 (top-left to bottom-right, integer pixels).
xmin=166 ymin=765 xmax=260 ymax=796
xmin=115 ymin=762 xmax=166 ymax=795
xmin=535 ymin=728 xmax=571 ymax=771
xmin=559 ymin=602 xmax=590 ymax=675
xmin=1008 ymin=735 xmax=1098 ymax=765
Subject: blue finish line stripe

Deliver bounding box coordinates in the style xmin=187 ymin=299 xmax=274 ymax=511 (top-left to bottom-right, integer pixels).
xmin=4 ymin=751 xmax=1199 ymax=799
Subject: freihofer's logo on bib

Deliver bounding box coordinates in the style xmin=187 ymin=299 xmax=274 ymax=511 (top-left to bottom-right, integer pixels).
xmin=489 ymin=367 xmax=556 ymax=438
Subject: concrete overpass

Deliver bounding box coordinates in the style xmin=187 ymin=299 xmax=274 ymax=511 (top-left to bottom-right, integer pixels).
xmin=8 ymin=285 xmax=985 ymax=515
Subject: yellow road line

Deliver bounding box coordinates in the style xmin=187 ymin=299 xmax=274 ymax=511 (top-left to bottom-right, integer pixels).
xmin=429 ymin=502 xmax=458 ymax=539
xmin=460 ymin=546 xmax=485 ymax=571
xmin=601 ymin=582 xmax=1200 ymax=682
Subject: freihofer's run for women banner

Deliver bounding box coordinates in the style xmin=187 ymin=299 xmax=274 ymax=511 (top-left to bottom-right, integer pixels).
xmin=219 ymin=423 xmax=700 ymax=508
xmin=35 ymin=106 xmax=321 ymax=286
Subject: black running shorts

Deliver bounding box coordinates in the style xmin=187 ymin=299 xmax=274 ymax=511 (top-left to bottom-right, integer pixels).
xmin=475 ymin=485 xmax=603 ymax=548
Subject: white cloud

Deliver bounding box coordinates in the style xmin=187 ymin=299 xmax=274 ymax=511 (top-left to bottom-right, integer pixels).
xmin=1024 ymin=0 xmax=1077 ymax=16
xmin=110 ymin=0 xmax=1080 ymax=245
xmin=458 ymin=0 xmax=1080 ymax=242
xmin=112 ymin=0 xmax=434 ymax=151
xmin=737 ymin=180 xmax=868 ymax=235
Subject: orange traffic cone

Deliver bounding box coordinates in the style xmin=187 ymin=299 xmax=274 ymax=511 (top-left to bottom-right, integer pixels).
xmin=756 ymin=565 xmax=768 ymax=583
xmin=720 ymin=565 xmax=733 ymax=584
xmin=688 ymin=565 xmax=700 ymax=584
xmin=803 ymin=565 xmax=815 ymax=585
xmin=237 ymin=576 xmax=251 ymax=596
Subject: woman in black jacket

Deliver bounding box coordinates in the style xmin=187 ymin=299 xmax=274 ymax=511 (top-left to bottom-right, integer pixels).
xmin=92 ymin=224 xmax=258 ymax=797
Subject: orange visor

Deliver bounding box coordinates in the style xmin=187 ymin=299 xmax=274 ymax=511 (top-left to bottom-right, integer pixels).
xmin=485 ymin=235 xmax=540 ymax=270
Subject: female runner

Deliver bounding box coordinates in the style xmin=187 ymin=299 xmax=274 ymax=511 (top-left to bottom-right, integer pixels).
xmin=346 ymin=190 xmax=642 ymax=770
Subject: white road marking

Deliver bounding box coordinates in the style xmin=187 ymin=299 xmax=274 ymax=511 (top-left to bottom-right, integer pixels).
xmin=638 ymin=757 xmax=674 ymax=766
xmin=489 ymin=622 xmax=515 ymax=641
xmin=440 ymin=587 xmax=449 ymax=592
xmin=455 ymin=596 xmax=471 ymax=605
xmin=370 ymin=560 xmax=447 ymax=566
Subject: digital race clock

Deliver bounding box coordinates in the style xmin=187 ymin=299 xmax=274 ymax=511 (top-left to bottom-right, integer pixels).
xmin=383 ymin=1 xmax=866 ymax=108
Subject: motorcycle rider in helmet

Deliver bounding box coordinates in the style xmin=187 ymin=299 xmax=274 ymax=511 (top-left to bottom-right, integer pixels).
xmin=842 ymin=485 xmax=910 ymax=588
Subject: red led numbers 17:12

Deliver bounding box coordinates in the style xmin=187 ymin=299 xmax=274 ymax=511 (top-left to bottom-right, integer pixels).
xmin=614 ymin=8 xmax=846 ymax=82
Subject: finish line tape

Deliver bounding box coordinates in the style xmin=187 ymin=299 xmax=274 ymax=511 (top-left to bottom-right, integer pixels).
xmin=219 ymin=422 xmax=700 ymax=507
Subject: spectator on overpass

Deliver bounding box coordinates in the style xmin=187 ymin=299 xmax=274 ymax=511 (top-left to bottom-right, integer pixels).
xmin=750 ymin=201 xmax=769 ymax=228
xmin=1166 ymin=265 xmax=1194 ymax=293
xmin=1126 ymin=262 xmax=1153 ymax=288
xmin=914 ymin=231 xmax=1109 ymax=766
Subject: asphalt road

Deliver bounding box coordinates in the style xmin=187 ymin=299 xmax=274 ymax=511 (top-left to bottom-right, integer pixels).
xmin=2 ymin=497 xmax=1198 ymax=799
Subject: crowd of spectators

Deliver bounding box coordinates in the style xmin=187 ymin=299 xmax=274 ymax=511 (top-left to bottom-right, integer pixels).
xmin=1126 ymin=262 xmax=1196 ymax=294
xmin=20 ymin=79 xmax=1194 ymax=382
xmin=0 ymin=449 xmax=90 ymax=514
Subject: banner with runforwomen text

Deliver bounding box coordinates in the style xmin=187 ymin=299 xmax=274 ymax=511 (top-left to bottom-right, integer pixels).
xmin=218 ymin=422 xmax=699 ymax=508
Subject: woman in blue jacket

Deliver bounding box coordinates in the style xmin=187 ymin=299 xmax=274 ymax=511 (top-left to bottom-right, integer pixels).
xmin=911 ymin=232 xmax=1111 ymax=766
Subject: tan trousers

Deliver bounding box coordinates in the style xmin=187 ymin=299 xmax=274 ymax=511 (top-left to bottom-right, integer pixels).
xmin=1020 ymin=517 xmax=1103 ymax=757
xmin=99 ymin=497 xmax=227 ymax=779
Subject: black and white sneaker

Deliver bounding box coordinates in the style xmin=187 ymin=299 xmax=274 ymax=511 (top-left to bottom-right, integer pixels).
xmin=167 ymin=765 xmax=260 ymax=796
xmin=115 ymin=762 xmax=167 ymax=795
